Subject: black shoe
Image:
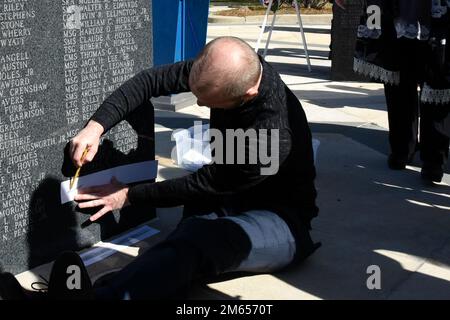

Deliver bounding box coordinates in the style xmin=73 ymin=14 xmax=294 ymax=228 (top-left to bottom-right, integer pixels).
xmin=47 ymin=251 xmax=94 ymax=300
xmin=421 ymin=165 xmax=444 ymax=184
xmin=388 ymin=154 xmax=408 ymax=170
xmin=387 ymin=151 xmax=417 ymax=170
xmin=0 ymin=273 xmax=49 ymax=301
xmin=0 ymin=273 xmax=28 ymax=300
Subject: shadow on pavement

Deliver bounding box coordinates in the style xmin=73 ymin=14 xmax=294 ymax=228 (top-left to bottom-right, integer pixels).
xmin=273 ymin=127 xmax=450 ymax=299
xmin=269 ymin=26 xmax=331 ymax=34
xmin=263 ymin=47 xmax=330 ymax=60
xmin=269 ymin=60 xmax=330 ymax=79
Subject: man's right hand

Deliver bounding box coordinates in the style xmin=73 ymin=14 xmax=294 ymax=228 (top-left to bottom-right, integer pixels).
xmin=70 ymin=120 xmax=104 ymax=167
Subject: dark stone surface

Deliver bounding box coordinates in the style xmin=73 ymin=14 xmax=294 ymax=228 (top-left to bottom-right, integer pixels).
xmin=0 ymin=0 xmax=155 ymax=274
xmin=331 ymin=1 xmax=368 ymax=81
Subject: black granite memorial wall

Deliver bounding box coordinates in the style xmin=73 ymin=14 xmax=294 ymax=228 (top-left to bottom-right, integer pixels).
xmin=0 ymin=0 xmax=155 ymax=274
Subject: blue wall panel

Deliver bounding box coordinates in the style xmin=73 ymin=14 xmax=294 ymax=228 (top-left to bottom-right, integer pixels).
xmin=153 ymin=0 xmax=209 ymax=66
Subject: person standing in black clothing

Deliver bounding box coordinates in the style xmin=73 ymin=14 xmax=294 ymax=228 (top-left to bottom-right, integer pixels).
xmin=352 ymin=0 xmax=450 ymax=183
xmin=0 ymin=37 xmax=319 ymax=300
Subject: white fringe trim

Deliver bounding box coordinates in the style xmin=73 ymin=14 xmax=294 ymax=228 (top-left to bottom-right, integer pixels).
xmin=432 ymin=1 xmax=449 ymax=18
xmin=394 ymin=21 xmax=430 ymax=40
xmin=357 ymin=24 xmax=382 ymax=39
xmin=421 ymin=83 xmax=450 ymax=105
xmin=353 ymin=58 xmax=400 ymax=85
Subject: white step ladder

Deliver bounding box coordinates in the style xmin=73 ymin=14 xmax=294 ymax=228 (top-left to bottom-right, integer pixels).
xmin=254 ymin=0 xmax=312 ymax=72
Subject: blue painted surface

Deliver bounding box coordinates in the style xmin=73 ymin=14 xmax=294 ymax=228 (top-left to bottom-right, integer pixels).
xmin=175 ymin=0 xmax=184 ymax=62
xmin=153 ymin=0 xmax=210 ymax=66
xmin=185 ymin=0 xmax=210 ymax=61
xmin=152 ymin=0 xmax=178 ymax=66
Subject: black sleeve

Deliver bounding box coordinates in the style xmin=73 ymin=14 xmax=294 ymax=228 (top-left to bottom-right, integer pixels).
xmin=90 ymin=60 xmax=194 ymax=132
xmin=127 ymin=128 xmax=292 ymax=207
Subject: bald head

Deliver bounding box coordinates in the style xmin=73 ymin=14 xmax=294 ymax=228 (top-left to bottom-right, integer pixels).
xmin=189 ymin=37 xmax=262 ymax=108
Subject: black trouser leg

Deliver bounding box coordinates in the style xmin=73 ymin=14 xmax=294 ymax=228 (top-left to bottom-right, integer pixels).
xmin=384 ymin=80 xmax=419 ymax=160
xmin=94 ymin=217 xmax=251 ymax=300
xmin=420 ymin=102 xmax=450 ymax=170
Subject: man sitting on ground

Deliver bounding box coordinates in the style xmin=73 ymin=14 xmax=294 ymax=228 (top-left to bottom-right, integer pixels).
xmin=0 ymin=36 xmax=319 ymax=300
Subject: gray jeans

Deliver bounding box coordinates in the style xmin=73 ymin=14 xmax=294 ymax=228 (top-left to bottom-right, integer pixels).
xmin=95 ymin=209 xmax=297 ymax=299
xmin=199 ymin=210 xmax=296 ymax=273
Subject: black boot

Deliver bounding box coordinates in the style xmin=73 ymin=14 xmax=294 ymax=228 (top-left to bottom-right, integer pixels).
xmin=387 ymin=151 xmax=416 ymax=170
xmin=0 ymin=252 xmax=93 ymax=300
xmin=388 ymin=154 xmax=408 ymax=170
xmin=0 ymin=273 xmax=28 ymax=300
xmin=421 ymin=164 xmax=444 ymax=184
xmin=47 ymin=251 xmax=94 ymax=300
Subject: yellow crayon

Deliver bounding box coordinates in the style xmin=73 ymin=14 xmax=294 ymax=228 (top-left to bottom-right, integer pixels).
xmin=70 ymin=147 xmax=89 ymax=190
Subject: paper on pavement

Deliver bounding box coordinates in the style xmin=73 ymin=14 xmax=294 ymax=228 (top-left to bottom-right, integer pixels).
xmin=60 ymin=160 xmax=158 ymax=204
xmin=80 ymin=225 xmax=160 ymax=267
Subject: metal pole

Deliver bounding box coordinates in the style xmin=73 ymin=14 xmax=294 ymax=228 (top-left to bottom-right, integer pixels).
xmin=255 ymin=0 xmax=274 ymax=53
xmin=294 ymin=0 xmax=312 ymax=72
xmin=263 ymin=9 xmax=277 ymax=57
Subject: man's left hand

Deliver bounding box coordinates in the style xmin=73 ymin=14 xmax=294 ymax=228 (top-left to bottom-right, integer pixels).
xmin=75 ymin=177 xmax=130 ymax=222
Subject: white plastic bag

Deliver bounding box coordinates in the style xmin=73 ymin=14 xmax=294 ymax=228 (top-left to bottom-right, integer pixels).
xmin=172 ymin=123 xmax=212 ymax=172
xmin=172 ymin=123 xmax=320 ymax=171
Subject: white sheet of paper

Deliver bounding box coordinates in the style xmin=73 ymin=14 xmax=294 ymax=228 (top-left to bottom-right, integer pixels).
xmin=80 ymin=225 xmax=160 ymax=267
xmin=60 ymin=160 xmax=158 ymax=204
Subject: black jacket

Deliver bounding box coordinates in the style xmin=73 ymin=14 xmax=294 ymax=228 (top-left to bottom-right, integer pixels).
xmin=91 ymin=57 xmax=320 ymax=262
